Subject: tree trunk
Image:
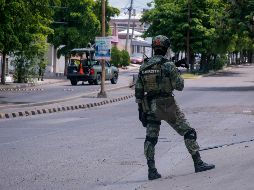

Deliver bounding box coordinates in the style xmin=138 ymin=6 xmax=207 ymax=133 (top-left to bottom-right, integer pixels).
xmin=1 ymin=53 xmax=6 ymax=85
xmin=175 ymin=52 xmax=179 ymax=62
xmin=236 ymin=52 xmax=240 ymax=64
xmin=199 ymin=54 xmax=205 ymax=72
xmin=64 ymin=56 xmax=68 ymax=76
xmin=240 ymin=51 xmax=245 ymax=64
xmin=231 ymin=53 xmax=234 ymax=64
xmin=247 ymin=50 xmax=253 ymax=63
xmin=201 ymin=53 xmax=211 ymax=73
xmin=213 ymin=54 xmax=217 ymax=66
xmin=227 ymin=54 xmax=231 ymax=66
xmin=190 ymin=52 xmax=195 ymax=72
xmin=206 ymin=54 xmax=211 ymax=72
xmin=244 ymin=50 xmax=247 ymax=63
xmin=53 ymin=47 xmax=57 ymax=73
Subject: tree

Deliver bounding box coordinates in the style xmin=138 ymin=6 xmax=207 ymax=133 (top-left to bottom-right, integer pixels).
xmin=48 ymin=0 xmax=119 ymax=75
xmin=225 ymin=0 xmax=254 ymax=63
xmin=141 ymin=0 xmax=254 ymax=71
xmin=142 ymin=0 xmax=227 ymax=71
xmin=0 ymin=0 xmax=56 ymax=84
xmin=48 ymin=0 xmax=101 ymax=75
xmin=12 ymin=35 xmax=49 ymax=83
xmin=0 ymin=1 xmax=22 ymax=84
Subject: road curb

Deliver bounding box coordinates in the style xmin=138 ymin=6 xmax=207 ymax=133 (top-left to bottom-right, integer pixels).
xmin=0 ymin=94 xmax=135 ymax=120
xmin=0 ymin=80 xmax=67 ymax=91
xmin=0 ymin=88 xmax=45 ymax=92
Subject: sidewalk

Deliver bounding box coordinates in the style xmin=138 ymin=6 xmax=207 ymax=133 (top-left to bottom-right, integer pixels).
xmin=0 ymin=78 xmax=68 ymax=90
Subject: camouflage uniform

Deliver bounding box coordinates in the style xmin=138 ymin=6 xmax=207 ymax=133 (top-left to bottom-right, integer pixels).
xmin=135 ymin=56 xmax=199 ymax=160
xmin=135 ymin=35 xmax=214 ymax=180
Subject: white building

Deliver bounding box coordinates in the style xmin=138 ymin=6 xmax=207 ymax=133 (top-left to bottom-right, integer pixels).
xmin=46 ymin=44 xmax=65 ymax=76
xmin=110 ymin=11 xmax=152 ymax=56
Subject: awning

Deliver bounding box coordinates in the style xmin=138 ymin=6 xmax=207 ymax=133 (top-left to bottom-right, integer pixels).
xmin=118 ymin=29 xmax=143 ymax=36
xmin=131 ymin=38 xmax=151 ymax=47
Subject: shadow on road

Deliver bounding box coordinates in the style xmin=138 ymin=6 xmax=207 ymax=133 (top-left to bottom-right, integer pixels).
xmin=205 ymin=71 xmax=243 ymax=77
xmin=188 ymin=86 xmax=254 ymax=92
xmin=62 ymin=83 xmax=92 ymax=87
xmin=0 ymin=101 xmax=32 ymax=105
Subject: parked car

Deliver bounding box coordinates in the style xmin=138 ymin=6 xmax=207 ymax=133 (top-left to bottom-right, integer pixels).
xmin=67 ymin=59 xmax=119 ymax=85
xmin=130 ymin=53 xmax=144 ymax=64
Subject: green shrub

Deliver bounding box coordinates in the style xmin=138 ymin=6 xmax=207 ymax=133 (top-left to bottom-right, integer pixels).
xmin=111 ymin=46 xmax=121 ymax=67
xmin=121 ymin=50 xmax=130 ymax=67
xmin=11 ymin=54 xmax=38 ymax=83
xmin=212 ymin=55 xmax=227 ymax=71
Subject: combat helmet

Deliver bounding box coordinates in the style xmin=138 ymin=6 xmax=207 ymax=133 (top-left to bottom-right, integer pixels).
xmin=152 ymin=35 xmax=170 ymax=50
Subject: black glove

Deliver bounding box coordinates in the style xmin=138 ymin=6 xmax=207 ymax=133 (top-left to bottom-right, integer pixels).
xmin=139 ymin=108 xmax=147 ymax=127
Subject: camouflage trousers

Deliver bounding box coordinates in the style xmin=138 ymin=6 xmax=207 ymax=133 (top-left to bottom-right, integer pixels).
xmin=144 ymin=98 xmax=200 ymax=161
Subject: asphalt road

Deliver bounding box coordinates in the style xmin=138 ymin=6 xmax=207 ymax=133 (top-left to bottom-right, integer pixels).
xmin=0 ymin=70 xmax=136 ymax=108
xmin=0 ymin=64 xmax=254 ymax=190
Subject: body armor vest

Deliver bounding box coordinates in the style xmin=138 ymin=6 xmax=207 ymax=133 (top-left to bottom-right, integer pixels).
xmin=140 ymin=56 xmax=173 ymax=96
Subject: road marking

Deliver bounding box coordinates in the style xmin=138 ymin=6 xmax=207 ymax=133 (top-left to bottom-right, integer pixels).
xmin=63 ymin=89 xmax=74 ymax=91
xmin=243 ymin=110 xmax=252 ymax=113
xmin=0 ymin=88 xmax=44 ymax=92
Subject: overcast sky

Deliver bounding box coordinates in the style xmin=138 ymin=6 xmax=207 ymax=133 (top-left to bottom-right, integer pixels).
xmin=108 ymin=0 xmax=150 ymax=12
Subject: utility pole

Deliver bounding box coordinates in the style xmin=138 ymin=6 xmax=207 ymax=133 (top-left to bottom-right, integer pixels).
xmin=125 ymin=0 xmax=134 ymax=52
xmin=130 ymin=9 xmax=136 ymax=54
xmin=98 ymin=0 xmax=107 ymax=98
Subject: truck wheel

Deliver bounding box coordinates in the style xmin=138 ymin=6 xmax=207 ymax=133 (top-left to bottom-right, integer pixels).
xmin=88 ymin=80 xmax=94 ymax=85
xmin=94 ymin=74 xmax=101 ymax=85
xmin=110 ymin=73 xmax=118 ymax=84
xmin=71 ymin=80 xmax=78 ymax=85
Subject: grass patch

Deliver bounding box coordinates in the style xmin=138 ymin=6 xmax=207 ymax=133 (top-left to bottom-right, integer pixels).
xmin=182 ymin=73 xmax=200 ymax=79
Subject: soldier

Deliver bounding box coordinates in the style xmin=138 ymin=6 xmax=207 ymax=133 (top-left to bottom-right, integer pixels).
xmin=135 ymin=35 xmax=215 ymax=180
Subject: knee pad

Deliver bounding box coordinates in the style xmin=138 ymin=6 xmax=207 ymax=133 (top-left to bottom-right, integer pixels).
xmin=145 ymin=136 xmax=158 ymax=146
xmin=184 ymin=129 xmax=197 ymax=140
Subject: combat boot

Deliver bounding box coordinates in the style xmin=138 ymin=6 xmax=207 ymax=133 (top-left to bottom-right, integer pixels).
xmin=147 ymin=160 xmax=161 ymax=180
xmin=192 ymin=152 xmax=215 ymax=173
xmin=148 ymin=168 xmax=161 ymax=180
